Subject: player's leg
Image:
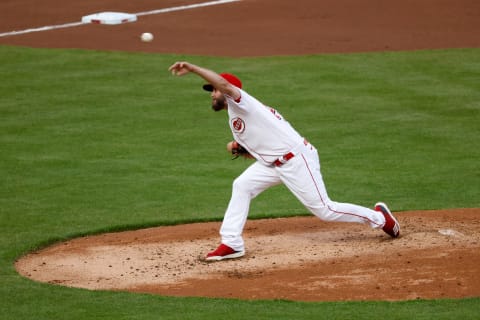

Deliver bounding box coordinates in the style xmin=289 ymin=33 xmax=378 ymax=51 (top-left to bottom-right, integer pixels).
xmin=277 ymin=144 xmax=385 ymax=228
xmin=210 ymin=162 xmax=281 ymax=258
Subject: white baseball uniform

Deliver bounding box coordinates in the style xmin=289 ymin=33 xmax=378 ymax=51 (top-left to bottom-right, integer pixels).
xmin=220 ymin=88 xmax=386 ymax=251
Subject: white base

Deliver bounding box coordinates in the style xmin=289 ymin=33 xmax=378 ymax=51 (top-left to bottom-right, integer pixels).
xmin=81 ymin=12 xmax=137 ymax=25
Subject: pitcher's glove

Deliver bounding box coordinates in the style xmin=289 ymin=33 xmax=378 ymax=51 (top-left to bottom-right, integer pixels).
xmin=227 ymin=141 xmax=253 ymax=160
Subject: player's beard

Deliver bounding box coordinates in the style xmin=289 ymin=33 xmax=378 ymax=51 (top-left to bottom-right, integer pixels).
xmin=212 ymin=95 xmax=227 ymax=112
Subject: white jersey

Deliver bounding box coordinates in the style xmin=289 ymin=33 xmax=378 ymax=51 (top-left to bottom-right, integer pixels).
xmin=226 ymin=89 xmax=304 ymax=165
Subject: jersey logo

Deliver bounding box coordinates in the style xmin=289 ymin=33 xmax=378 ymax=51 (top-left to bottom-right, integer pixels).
xmin=231 ymin=117 xmax=245 ymax=133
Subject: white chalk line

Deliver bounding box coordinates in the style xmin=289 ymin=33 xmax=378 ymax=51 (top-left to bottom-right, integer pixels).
xmin=0 ymin=0 xmax=240 ymax=38
xmin=135 ymin=0 xmax=239 ymax=16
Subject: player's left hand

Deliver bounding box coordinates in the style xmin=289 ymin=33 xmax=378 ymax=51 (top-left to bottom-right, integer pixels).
xmin=227 ymin=141 xmax=253 ymax=160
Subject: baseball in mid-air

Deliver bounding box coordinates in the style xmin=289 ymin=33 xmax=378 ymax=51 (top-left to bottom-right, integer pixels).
xmin=140 ymin=32 xmax=154 ymax=42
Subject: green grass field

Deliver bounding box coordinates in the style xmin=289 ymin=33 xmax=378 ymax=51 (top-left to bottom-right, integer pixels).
xmin=1 ymin=45 xmax=479 ymax=319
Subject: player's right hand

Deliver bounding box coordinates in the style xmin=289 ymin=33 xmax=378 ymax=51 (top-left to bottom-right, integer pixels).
xmin=169 ymin=61 xmax=193 ymax=76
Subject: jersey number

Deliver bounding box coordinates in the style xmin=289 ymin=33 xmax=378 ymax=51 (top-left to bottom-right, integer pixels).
xmin=270 ymin=108 xmax=283 ymax=120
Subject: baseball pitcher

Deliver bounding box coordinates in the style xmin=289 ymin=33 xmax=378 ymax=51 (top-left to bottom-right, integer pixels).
xmin=169 ymin=61 xmax=400 ymax=261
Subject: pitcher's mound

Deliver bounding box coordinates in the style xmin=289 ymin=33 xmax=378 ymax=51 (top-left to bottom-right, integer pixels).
xmin=16 ymin=209 xmax=480 ymax=301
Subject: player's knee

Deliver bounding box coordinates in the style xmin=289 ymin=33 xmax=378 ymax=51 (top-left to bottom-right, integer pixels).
xmin=309 ymin=202 xmax=338 ymax=221
xmin=232 ymin=176 xmax=255 ymax=197
xmin=232 ymin=176 xmax=248 ymax=191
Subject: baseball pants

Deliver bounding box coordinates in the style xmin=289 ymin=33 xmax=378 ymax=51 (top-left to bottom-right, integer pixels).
xmin=220 ymin=142 xmax=386 ymax=251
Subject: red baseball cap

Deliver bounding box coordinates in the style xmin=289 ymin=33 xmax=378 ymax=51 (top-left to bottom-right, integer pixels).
xmin=202 ymin=73 xmax=242 ymax=91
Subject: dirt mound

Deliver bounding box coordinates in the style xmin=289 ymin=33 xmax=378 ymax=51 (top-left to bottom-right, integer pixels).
xmin=16 ymin=208 xmax=480 ymax=301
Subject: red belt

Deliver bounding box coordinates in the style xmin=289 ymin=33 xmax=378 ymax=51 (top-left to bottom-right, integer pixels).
xmin=273 ymin=152 xmax=295 ymax=167
xmin=273 ymin=139 xmax=309 ymax=167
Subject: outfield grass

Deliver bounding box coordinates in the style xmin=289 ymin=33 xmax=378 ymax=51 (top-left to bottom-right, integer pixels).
xmin=0 ymin=45 xmax=479 ymax=319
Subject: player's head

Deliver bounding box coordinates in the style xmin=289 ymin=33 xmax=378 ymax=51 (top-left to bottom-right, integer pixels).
xmin=203 ymin=73 xmax=242 ymax=112
xmin=202 ymin=73 xmax=242 ymax=92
